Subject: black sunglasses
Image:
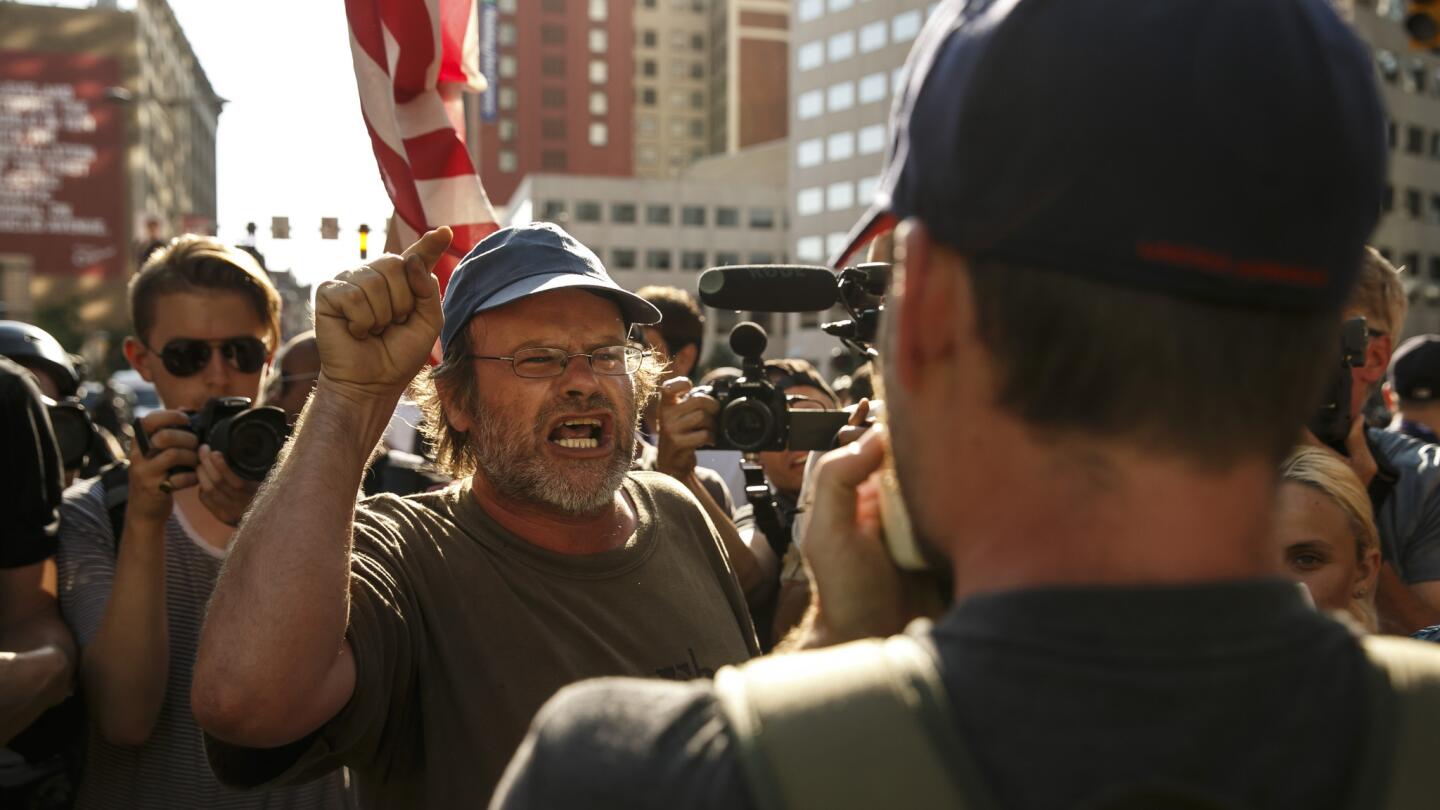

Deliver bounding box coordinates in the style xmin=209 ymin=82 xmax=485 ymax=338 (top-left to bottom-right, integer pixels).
xmin=148 ymin=336 xmax=268 ymax=377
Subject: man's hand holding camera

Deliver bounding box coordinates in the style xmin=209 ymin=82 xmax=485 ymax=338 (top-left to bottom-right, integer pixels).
xmin=656 ymin=378 xmax=717 ymax=481
xmin=128 ymin=410 xmax=200 ymax=525
xmin=314 ymin=228 xmax=452 ymax=407
xmin=196 ymin=446 xmax=260 ymax=526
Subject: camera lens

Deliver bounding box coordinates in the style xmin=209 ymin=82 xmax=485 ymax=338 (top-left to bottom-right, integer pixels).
xmin=722 ymin=397 xmax=775 ymax=452
xmin=48 ymin=406 xmax=91 ymax=468
xmin=212 ymin=409 xmax=290 ymax=481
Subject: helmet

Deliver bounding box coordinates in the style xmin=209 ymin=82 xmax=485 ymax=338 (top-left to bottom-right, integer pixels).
xmin=0 ymin=321 xmax=79 ymax=397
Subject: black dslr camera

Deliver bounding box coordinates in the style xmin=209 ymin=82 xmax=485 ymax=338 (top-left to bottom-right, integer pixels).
xmin=1308 ymin=316 xmax=1369 ymax=454
xmin=698 ymin=322 xmax=850 ymax=452
xmin=137 ymin=397 xmax=291 ymax=481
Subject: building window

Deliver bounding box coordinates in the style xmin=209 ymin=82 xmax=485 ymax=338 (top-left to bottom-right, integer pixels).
xmin=671 ymin=59 xmax=688 ymax=79
xmin=749 ymin=208 xmax=776 ymax=229
xmin=858 ymin=175 xmax=880 ymax=204
xmin=643 ymin=59 xmax=658 ymax=77
xmin=1408 ymin=125 xmax=1425 ymax=155
xmin=797 ymin=90 xmax=824 ymax=120
xmin=612 ymin=248 xmax=638 ymax=269
xmin=797 ymin=41 xmax=824 ymax=71
xmin=637 ymin=145 xmax=658 ymax=165
xmin=542 ymin=150 xmax=568 ymax=170
xmin=1403 ymin=252 xmax=1421 ymax=275
xmin=499 ymin=87 xmax=517 ymax=110
xmin=589 ymin=122 xmax=609 ymax=146
xmin=498 ymin=150 xmax=517 ymax=173
xmin=858 ymin=124 xmax=886 ymax=155
xmin=1429 ymin=256 xmax=1440 ymax=280
xmin=499 ymin=22 xmax=516 ymax=46
xmin=826 ymin=232 xmax=849 ymax=258
xmin=690 ymin=62 xmax=705 ymax=79
xmin=542 ymin=56 xmax=566 ymax=77
xmin=1431 ymin=194 xmax=1440 ymax=224
xmin=691 ymin=91 xmax=705 ymax=109
xmin=541 ymin=118 xmax=567 ymax=138
xmin=541 ymin=24 xmax=566 ymax=46
xmin=590 ymin=91 xmax=608 ymax=115
xmin=827 ymin=81 xmax=855 ymax=112
xmin=1411 ymin=58 xmax=1428 ymax=93
xmin=589 ymin=0 xmax=608 ymax=21
xmin=797 ymin=138 xmax=823 ymax=167
xmin=893 ymin=66 xmax=906 ymax=93
xmin=690 ymin=119 xmax=705 ymax=138
xmin=498 ymin=0 xmax=516 ymax=11
xmin=541 ymin=200 xmax=567 ymax=221
xmin=670 ymin=89 xmax=688 ymax=107
xmin=646 ymin=204 xmax=673 ymax=225
xmin=498 ymin=118 xmax=516 ymax=142
xmin=797 ymin=188 xmax=824 ymax=215
xmin=691 ymin=33 xmax=705 ymax=49
xmin=499 ymin=55 xmax=517 ymax=78
xmin=796 ymin=236 xmax=824 ymax=261
xmin=827 ymin=182 xmax=855 ymax=211
xmin=827 ymin=131 xmax=855 ymax=162
xmin=828 ymin=31 xmax=856 ymax=62
xmin=1388 ymin=120 xmax=1397 ymax=150
xmin=576 ymin=201 xmax=602 ymax=223
xmin=682 ymin=205 xmax=706 ymax=226
xmin=681 ymin=250 xmax=707 ymax=271
xmin=646 ymin=249 xmax=673 ymax=270
xmin=715 ymin=251 xmax=740 ymax=267
xmin=611 ymin=203 xmax=637 ymax=223
xmin=542 ymin=0 xmax=564 ymax=12
xmin=670 ymin=118 xmax=687 ymax=137
xmin=1407 ymin=187 xmax=1423 ymax=218
xmin=716 ymin=207 xmax=740 ymax=227
xmin=748 ymin=252 xmax=775 ymax=264
xmin=859 ymin=72 xmax=887 ymax=104
xmin=798 ymin=0 xmax=823 ymax=22
xmin=860 ymin=20 xmax=887 ymax=52
xmin=590 ymin=59 xmax=608 ymax=84
xmin=827 ymin=0 xmax=853 ymax=10
xmin=642 ymin=29 xmax=657 ymax=47
xmin=893 ymin=10 xmax=923 ymax=42
xmin=642 ymin=88 xmax=657 ymax=106
xmin=541 ymin=87 xmax=565 ymax=108
xmin=637 ymin=113 xmax=658 ymax=135
xmin=589 ymin=29 xmax=608 ymax=53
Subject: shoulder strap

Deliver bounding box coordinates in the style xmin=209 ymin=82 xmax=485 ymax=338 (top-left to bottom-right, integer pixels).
xmin=1359 ymin=635 xmax=1440 ymax=809
xmin=98 ymin=460 xmax=130 ymax=551
xmin=714 ymin=632 xmax=992 ymax=810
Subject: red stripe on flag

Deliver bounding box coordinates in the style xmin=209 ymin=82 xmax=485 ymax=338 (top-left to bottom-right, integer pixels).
xmin=345 ymin=0 xmax=388 ymax=74
xmin=380 ymin=0 xmax=437 ymax=104
xmin=437 ymin=0 xmax=473 ymax=86
xmin=362 ymin=115 xmax=428 ymax=234
xmin=402 ymin=129 xmax=475 ymax=180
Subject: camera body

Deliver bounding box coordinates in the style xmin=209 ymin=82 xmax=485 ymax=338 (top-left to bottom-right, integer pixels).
xmin=698 ymin=322 xmax=849 ymax=452
xmin=1308 ymin=316 xmax=1369 ymax=454
xmin=162 ymin=397 xmax=291 ymax=481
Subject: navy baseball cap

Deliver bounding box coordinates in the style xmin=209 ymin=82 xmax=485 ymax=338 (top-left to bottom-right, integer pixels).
xmin=1391 ymin=335 xmax=1440 ymax=403
xmin=836 ymin=0 xmax=1386 ymax=312
xmin=440 ymin=222 xmax=662 ymax=356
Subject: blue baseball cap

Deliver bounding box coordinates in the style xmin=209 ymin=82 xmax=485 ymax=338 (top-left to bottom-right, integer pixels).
xmin=836 ymin=0 xmax=1386 ymax=312
xmin=440 ymin=222 xmax=662 ymax=356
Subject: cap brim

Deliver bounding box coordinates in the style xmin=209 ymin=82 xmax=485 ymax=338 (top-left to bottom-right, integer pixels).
xmin=830 ymin=206 xmax=899 ymax=269
xmin=479 ymin=272 xmax=663 ymax=325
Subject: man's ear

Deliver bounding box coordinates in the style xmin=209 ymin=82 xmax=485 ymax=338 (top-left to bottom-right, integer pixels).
xmin=123 ymin=336 xmax=155 ymax=383
xmin=894 ymin=220 xmax=959 ymax=392
xmin=439 ymin=381 xmax=474 ymax=434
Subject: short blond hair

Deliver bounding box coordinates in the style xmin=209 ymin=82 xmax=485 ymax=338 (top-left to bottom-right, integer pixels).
xmin=1346 ymin=247 xmax=1407 ymax=336
xmin=1279 ymin=445 xmax=1380 ymax=632
xmin=128 ymin=235 xmax=282 ymax=350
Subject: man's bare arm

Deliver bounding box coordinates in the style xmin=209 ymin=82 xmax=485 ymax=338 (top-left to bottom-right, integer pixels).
xmin=192 ymin=228 xmax=452 ymax=748
xmin=0 ymin=560 xmax=73 ymax=745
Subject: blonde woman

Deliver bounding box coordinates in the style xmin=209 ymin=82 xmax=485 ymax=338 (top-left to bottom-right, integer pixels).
xmin=1272 ymin=446 xmax=1381 ymax=632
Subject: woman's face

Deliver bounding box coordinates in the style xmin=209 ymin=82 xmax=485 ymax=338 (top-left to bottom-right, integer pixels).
xmin=1271 ymin=481 xmax=1378 ymax=616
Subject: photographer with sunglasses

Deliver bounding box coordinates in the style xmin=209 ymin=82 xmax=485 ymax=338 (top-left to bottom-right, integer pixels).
xmin=54 ymin=237 xmax=352 ymax=809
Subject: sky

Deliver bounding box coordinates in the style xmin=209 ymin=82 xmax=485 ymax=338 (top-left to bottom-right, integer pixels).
xmin=51 ymin=0 xmax=397 ymax=287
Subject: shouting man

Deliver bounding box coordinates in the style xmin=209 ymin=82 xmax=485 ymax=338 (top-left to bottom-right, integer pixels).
xmin=192 ymin=222 xmax=758 ymax=807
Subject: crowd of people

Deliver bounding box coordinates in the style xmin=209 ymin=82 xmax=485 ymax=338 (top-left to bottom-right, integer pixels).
xmin=7 ymin=0 xmax=1440 ymax=807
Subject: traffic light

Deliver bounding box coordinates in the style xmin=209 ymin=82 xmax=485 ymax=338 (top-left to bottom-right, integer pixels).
xmin=320 ymin=217 xmax=340 ymax=240
xmin=1408 ymin=0 xmax=1440 ymax=50
xmin=358 ymin=223 xmax=371 ymax=259
xmin=271 ymin=216 xmax=290 ymax=239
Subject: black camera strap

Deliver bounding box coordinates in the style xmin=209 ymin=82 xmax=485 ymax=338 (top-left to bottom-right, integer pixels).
xmin=98 ymin=460 xmax=130 ymax=551
xmin=743 ymin=461 xmax=791 ymax=558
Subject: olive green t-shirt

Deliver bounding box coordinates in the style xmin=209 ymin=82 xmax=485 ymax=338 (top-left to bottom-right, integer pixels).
xmin=208 ymin=471 xmax=759 ymax=808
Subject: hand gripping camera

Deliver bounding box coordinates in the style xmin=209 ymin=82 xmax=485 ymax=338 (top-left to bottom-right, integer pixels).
xmin=136 ymin=396 xmax=291 ymax=481
xmin=699 ymin=322 xmax=850 ymax=453
xmin=1308 ymin=316 xmax=1369 ymax=454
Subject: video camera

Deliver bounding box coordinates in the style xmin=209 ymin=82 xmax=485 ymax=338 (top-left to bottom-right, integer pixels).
xmin=697 ymin=322 xmax=850 ymax=452
xmin=1308 ymin=316 xmax=1369 ymax=454
xmin=697 ymin=262 xmax=889 ymax=356
xmin=135 ymin=397 xmax=291 ymax=481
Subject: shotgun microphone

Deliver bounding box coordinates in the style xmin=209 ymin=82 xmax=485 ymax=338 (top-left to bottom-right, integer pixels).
xmin=697 ymin=265 xmax=839 ymax=312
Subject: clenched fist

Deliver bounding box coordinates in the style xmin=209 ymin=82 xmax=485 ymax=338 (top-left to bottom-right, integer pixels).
xmin=314 ymin=227 xmax=452 ymax=403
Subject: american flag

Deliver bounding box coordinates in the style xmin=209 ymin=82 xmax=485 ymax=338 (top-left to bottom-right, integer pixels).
xmin=344 ymin=0 xmax=498 ymax=293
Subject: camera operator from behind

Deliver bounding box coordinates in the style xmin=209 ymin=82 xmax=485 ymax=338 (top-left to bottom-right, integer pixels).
xmin=492 ymin=1 xmax=1440 ymax=807
xmin=55 ymin=237 xmax=351 ymax=808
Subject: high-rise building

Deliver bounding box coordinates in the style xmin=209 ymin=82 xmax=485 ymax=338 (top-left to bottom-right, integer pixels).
xmin=473 ymin=0 xmax=635 ymax=207
xmin=0 ymin=0 xmax=222 ymax=331
xmin=1351 ymin=0 xmax=1440 ymax=335
xmin=633 ymin=0 xmax=712 ymax=178
xmin=784 ymin=0 xmax=932 ymax=362
xmin=706 ymin=0 xmax=790 ymax=156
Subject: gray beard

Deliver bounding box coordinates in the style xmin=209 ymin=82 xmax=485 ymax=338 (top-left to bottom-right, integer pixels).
xmin=471 ymin=392 xmax=635 ymax=517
